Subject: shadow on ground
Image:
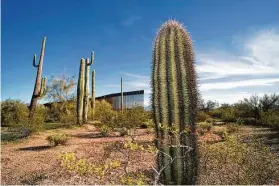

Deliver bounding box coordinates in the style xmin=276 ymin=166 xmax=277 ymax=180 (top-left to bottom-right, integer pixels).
xmin=242 ymin=127 xmax=279 ymax=152
xmin=70 ymin=132 xmax=120 ymax=139
xmin=18 ymin=145 xmax=52 ymax=151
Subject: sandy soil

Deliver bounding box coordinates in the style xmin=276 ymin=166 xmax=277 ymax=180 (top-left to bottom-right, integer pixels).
xmin=1 ymin=124 xmax=278 ymax=185
xmin=1 ymin=125 xmax=155 ymax=185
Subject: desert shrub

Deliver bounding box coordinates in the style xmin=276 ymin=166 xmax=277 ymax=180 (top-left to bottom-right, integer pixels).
xmin=46 ymin=134 xmax=69 ymax=146
xmin=213 ymin=128 xmax=228 ymax=140
xmin=261 ymin=111 xmax=279 ymax=129
xmin=209 ymin=109 xmax=223 ymax=118
xmin=197 ymin=111 xmax=211 ymax=122
xmin=121 ymin=174 xmax=147 ymax=185
xmin=117 ymin=127 xmax=128 ymax=136
xmin=94 ymin=100 xmax=117 ymax=125
xmin=23 ymin=106 xmax=46 ymax=132
xmin=60 ymin=113 xmax=76 ymax=124
xmin=57 ymin=152 xmax=121 ymax=178
xmin=115 ymin=106 xmax=148 ymax=129
xmin=198 ymin=137 xmax=279 ymax=185
xmin=226 ymin=123 xmax=241 ymax=134
xmin=221 ymin=109 xmax=236 ymax=122
xmin=100 ymin=125 xmax=111 ymax=136
xmin=198 ymin=122 xmax=212 ymax=132
xmin=1 ymin=99 xmax=29 ymax=127
xmin=205 ymin=118 xmax=214 ymax=124
xmin=1 ymin=99 xmax=46 ymax=133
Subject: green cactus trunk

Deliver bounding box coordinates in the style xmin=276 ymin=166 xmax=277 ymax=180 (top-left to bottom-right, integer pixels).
xmin=83 ymin=58 xmax=90 ymax=123
xmin=91 ymin=70 xmax=96 ymax=119
xmin=77 ymin=58 xmax=85 ymax=125
xmin=29 ymin=37 xmax=47 ymax=116
xmin=151 ymin=20 xmax=198 ymax=185
xmin=77 ymin=51 xmax=94 ymax=124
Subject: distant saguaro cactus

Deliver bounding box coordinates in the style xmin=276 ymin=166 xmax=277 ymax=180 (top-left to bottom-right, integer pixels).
xmin=91 ymin=70 xmax=96 ymax=119
xmin=151 ymin=20 xmax=198 ymax=185
xmin=83 ymin=51 xmax=94 ymax=123
xmin=77 ymin=58 xmax=85 ymax=125
xmin=29 ymin=37 xmax=47 ymax=115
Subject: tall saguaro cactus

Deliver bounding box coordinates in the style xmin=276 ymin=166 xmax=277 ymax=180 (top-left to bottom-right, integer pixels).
xmin=77 ymin=58 xmax=85 ymax=125
xmin=77 ymin=52 xmax=94 ymax=125
xmin=91 ymin=70 xmax=96 ymax=119
xmin=151 ymin=20 xmax=198 ymax=185
xmin=29 ymin=37 xmax=47 ymax=115
xmin=83 ymin=51 xmax=94 ymax=123
xmin=121 ymin=77 xmax=124 ymax=112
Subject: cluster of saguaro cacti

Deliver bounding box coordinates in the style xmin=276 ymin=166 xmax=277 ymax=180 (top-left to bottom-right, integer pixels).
xmin=77 ymin=51 xmax=94 ymax=125
xmin=151 ymin=20 xmax=198 ymax=185
xmin=29 ymin=37 xmax=47 ymax=115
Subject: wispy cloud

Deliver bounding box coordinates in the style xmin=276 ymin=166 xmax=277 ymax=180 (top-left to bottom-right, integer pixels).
xmin=200 ymin=78 xmax=279 ymax=91
xmin=121 ymin=72 xmax=149 ymax=79
xmin=121 ymin=16 xmax=141 ymax=27
xmin=197 ymin=29 xmax=279 ymax=80
xmin=196 ymin=28 xmax=279 ymax=103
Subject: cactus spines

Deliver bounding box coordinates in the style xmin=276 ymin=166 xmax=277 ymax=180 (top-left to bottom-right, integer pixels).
xmin=77 ymin=58 xmax=85 ymax=125
xmin=29 ymin=37 xmax=47 ymax=115
xmin=121 ymin=77 xmax=124 ymax=112
xmin=151 ymin=20 xmax=198 ymax=185
xmin=91 ymin=70 xmax=96 ymax=119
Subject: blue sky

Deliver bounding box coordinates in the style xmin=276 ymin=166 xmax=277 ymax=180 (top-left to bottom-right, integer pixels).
xmin=2 ymin=0 xmax=279 ymax=105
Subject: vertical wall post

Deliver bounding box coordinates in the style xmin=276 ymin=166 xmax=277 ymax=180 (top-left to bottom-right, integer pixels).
xmin=121 ymin=77 xmax=124 ymax=112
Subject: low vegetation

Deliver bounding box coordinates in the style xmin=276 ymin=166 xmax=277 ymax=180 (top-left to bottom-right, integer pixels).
xmin=46 ymin=134 xmax=69 ymax=146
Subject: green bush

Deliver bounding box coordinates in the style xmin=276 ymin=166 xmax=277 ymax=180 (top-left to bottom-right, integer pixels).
xmin=115 ymin=106 xmax=148 ymax=129
xmin=22 ymin=105 xmax=46 ymax=132
xmin=209 ymin=109 xmax=223 ymax=118
xmin=1 ymin=99 xmax=29 ymax=127
xmin=221 ymin=109 xmax=237 ymax=122
xmin=46 ymin=134 xmax=69 ymax=146
xmin=198 ymin=137 xmax=279 ymax=184
xmin=261 ymin=111 xmax=279 ymax=129
xmin=94 ymin=100 xmax=117 ymax=126
xmin=197 ymin=111 xmax=211 ymax=122
xmin=1 ymin=99 xmax=46 ymax=132
xmin=198 ymin=122 xmax=212 ymax=132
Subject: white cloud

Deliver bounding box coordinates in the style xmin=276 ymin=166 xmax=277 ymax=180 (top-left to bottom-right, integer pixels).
xmin=200 ymin=78 xmax=279 ymax=91
xmin=197 ymin=29 xmax=279 ymax=80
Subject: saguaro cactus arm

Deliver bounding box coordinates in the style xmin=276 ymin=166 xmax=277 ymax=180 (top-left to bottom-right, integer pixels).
xmin=38 ymin=77 xmax=47 ymax=97
xmin=86 ymin=51 xmax=94 ymax=66
xmin=33 ymin=54 xmax=39 ymax=67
